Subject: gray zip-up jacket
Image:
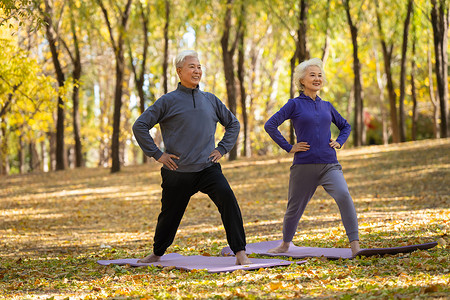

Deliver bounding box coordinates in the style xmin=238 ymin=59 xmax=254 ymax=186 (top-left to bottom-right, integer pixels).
xmin=132 ymin=83 xmax=240 ymax=172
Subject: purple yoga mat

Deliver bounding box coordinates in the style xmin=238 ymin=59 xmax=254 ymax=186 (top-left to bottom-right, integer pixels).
xmin=221 ymin=240 xmax=438 ymax=260
xmin=97 ymin=253 xmax=306 ymax=273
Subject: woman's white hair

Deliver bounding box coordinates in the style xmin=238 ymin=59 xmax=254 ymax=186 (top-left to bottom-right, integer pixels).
xmin=174 ymin=50 xmax=199 ymax=68
xmin=293 ymin=58 xmax=327 ymax=92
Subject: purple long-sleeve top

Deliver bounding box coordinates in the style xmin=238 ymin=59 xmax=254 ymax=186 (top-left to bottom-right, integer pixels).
xmin=264 ymin=93 xmax=351 ymax=165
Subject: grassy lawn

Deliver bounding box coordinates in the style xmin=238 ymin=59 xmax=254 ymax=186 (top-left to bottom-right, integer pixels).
xmin=0 ymin=138 xmax=449 ymax=299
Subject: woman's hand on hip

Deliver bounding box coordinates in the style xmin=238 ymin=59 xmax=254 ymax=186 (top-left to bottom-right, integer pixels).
xmin=329 ymin=139 xmax=341 ymax=149
xmin=289 ymin=142 xmax=310 ymax=153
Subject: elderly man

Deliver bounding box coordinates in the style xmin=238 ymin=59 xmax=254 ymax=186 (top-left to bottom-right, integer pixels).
xmin=132 ymin=50 xmax=251 ymax=265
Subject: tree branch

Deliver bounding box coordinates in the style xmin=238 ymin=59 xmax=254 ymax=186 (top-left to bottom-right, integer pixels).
xmin=96 ymin=0 xmax=117 ymax=53
xmin=263 ymin=0 xmax=295 ymax=43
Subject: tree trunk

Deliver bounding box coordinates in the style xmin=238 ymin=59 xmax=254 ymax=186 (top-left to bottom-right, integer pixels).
xmin=67 ymin=0 xmax=84 ymax=168
xmin=129 ymin=1 xmax=151 ymax=164
xmin=427 ymin=43 xmax=440 ymax=138
xmin=72 ymin=64 xmax=83 ymax=168
xmin=247 ymin=41 xmax=264 ymax=155
xmin=289 ymin=54 xmax=297 ymax=145
xmin=346 ymin=85 xmax=353 ymax=131
xmin=431 ymin=0 xmax=449 ymax=138
xmin=29 ymin=141 xmax=40 ymax=171
xmin=237 ymin=37 xmax=249 ymax=157
xmin=41 ymin=139 xmax=48 ymax=172
xmin=43 ymin=0 xmax=66 ymax=170
xmin=48 ymin=131 xmax=56 ymax=171
xmin=220 ymin=0 xmax=238 ymax=161
xmin=18 ymin=134 xmax=25 ymax=174
xmin=162 ymin=0 xmax=170 ymax=94
xmin=398 ymin=0 xmax=413 ymax=142
xmin=382 ymin=48 xmax=399 ymax=143
xmin=344 ymin=0 xmax=364 ymax=147
xmin=289 ymin=0 xmax=309 ymax=145
xmin=375 ymin=2 xmax=400 ymax=143
xmin=237 ymin=2 xmax=249 ymax=157
xmin=411 ymin=7 xmax=418 ymax=141
xmin=97 ymin=76 xmax=110 ymax=167
xmin=321 ymin=0 xmax=331 ymax=66
xmin=97 ymin=0 xmax=133 ymax=173
xmin=296 ymin=0 xmax=309 ymax=63
xmin=374 ymin=46 xmax=388 ymax=145
xmin=411 ymin=57 xmax=417 ymax=141
xmin=0 ymin=120 xmax=9 ymax=175
xmin=29 ymin=142 xmax=34 ymax=171
xmin=111 ymin=49 xmax=126 ymax=173
xmin=1 ymin=91 xmax=13 ymax=174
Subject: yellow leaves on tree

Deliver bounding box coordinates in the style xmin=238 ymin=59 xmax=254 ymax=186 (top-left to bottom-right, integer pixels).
xmin=0 ymin=28 xmax=56 ymax=147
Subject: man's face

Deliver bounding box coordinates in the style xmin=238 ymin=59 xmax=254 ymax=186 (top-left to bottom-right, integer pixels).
xmin=177 ymin=56 xmax=202 ymax=89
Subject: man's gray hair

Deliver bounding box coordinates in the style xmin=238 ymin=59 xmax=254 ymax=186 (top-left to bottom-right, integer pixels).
xmin=174 ymin=50 xmax=199 ymax=68
xmin=293 ymin=58 xmax=327 ymax=92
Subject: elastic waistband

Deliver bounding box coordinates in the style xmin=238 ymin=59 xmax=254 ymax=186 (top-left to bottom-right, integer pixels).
xmin=162 ymin=161 xmax=214 ymax=173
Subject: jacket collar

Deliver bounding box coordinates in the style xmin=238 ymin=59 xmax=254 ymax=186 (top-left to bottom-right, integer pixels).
xmin=177 ymin=82 xmax=200 ymax=94
xmin=299 ymin=92 xmax=321 ymax=102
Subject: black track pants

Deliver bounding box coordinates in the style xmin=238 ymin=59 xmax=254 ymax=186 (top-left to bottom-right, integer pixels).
xmin=152 ymin=163 xmax=246 ymax=256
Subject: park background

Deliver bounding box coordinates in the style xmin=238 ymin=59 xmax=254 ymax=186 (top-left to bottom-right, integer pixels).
xmin=0 ymin=0 xmax=449 ymax=299
xmin=0 ymin=0 xmax=448 ymax=174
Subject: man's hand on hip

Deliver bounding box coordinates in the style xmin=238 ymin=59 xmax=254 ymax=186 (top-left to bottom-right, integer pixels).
xmin=209 ymin=149 xmax=223 ymax=163
xmin=157 ymin=153 xmax=179 ymax=170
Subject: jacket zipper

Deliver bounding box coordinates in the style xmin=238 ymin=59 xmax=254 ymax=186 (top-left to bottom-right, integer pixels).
xmin=191 ymin=90 xmax=196 ymax=108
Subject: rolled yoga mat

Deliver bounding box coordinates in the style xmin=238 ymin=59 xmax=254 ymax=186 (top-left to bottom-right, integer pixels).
xmin=97 ymin=252 xmax=306 ymax=273
xmin=220 ymin=240 xmax=438 ymax=260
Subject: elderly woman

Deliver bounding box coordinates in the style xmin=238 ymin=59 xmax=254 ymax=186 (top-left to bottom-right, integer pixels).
xmin=264 ymin=58 xmax=360 ymax=256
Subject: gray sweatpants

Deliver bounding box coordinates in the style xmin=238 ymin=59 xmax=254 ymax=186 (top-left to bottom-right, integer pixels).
xmin=283 ymin=163 xmax=359 ymax=243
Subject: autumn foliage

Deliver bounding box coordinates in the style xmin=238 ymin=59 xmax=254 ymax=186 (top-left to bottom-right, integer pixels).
xmin=0 ymin=139 xmax=449 ymax=299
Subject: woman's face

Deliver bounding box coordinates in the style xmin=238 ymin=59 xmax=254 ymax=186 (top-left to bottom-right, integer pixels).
xmin=300 ymin=65 xmax=323 ymax=94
